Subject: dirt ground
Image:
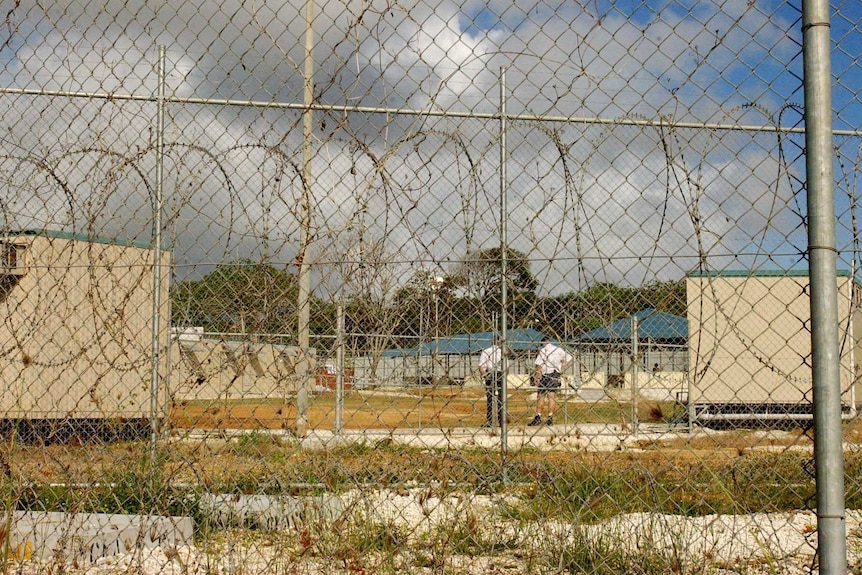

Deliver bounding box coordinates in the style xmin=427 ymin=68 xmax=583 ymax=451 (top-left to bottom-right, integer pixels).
xmin=169 ymin=387 xmax=538 ymax=431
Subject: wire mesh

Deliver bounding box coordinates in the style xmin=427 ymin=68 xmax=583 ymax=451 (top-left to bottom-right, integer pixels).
xmin=0 ymin=1 xmax=859 ymax=573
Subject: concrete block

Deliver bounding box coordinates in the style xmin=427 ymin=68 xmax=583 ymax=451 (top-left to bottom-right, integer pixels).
xmin=6 ymin=511 xmax=193 ymax=564
xmin=198 ymin=493 xmax=345 ymax=530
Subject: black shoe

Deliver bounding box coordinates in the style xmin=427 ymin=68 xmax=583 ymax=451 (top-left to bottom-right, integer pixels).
xmin=528 ymin=415 xmax=542 ymax=426
xmin=546 ymin=416 xmax=553 ymax=426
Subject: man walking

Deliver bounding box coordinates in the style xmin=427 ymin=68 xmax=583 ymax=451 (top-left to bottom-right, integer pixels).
xmin=478 ymin=337 xmax=504 ymax=427
xmin=530 ymin=336 xmax=572 ymax=426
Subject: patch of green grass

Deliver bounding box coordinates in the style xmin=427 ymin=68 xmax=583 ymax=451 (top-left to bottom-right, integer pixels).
xmin=503 ymin=451 xmax=818 ymax=522
xmin=3 ymin=434 xmax=848 ymax=522
xmin=551 ymin=533 xmax=688 ymax=574
xmin=229 ymin=430 xmax=285 ymax=457
xmin=421 ymin=509 xmax=521 ymax=559
xmin=12 ymin=451 xmax=198 ymax=520
xmin=347 ymin=518 xmax=407 ymax=554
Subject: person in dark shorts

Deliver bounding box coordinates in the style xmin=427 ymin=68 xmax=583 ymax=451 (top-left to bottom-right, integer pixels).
xmin=530 ymin=337 xmax=572 ymax=426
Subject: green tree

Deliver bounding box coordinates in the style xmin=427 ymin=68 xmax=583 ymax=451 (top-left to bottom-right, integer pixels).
xmin=457 ymin=247 xmax=537 ymax=299
xmin=171 ymin=261 xmax=301 ymax=336
xmin=390 ymin=270 xmax=451 ymax=339
xmin=450 ymin=247 xmax=538 ymax=331
xmin=537 ymin=279 xmax=687 ymax=338
xmin=640 ymin=279 xmax=687 ymax=317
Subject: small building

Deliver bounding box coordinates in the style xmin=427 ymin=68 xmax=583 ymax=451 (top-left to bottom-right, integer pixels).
xmin=570 ymin=308 xmax=688 ymax=400
xmin=686 ymin=270 xmax=861 ymax=423
xmin=375 ymin=328 xmax=550 ymax=387
xmin=0 ymin=230 xmax=170 ymax=439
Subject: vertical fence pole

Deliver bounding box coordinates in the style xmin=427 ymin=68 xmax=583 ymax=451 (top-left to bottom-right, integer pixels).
xmin=802 ymin=0 xmax=846 ymax=572
xmin=436 ymin=275 xmax=446 ymax=385
xmin=417 ymin=306 xmax=423 ymax=429
xmin=296 ymin=0 xmax=315 ymax=437
xmin=499 ymin=67 xmax=509 ymax=463
xmin=149 ymin=45 xmax=166 ymax=458
xmin=335 ymin=304 xmax=344 ymax=435
xmin=631 ymin=315 xmax=639 ymax=437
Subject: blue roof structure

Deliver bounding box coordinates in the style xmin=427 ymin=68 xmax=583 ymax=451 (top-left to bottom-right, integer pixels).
xmin=383 ymin=327 xmax=549 ymax=357
xmin=573 ymin=308 xmax=687 ymax=343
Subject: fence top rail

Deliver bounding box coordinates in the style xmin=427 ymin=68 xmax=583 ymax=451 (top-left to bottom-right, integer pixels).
xmin=3 ymin=85 xmax=859 ymax=137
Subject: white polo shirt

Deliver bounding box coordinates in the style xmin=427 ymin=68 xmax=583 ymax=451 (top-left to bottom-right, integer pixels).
xmin=534 ymin=342 xmax=572 ymax=374
xmin=479 ymin=345 xmax=502 ymax=373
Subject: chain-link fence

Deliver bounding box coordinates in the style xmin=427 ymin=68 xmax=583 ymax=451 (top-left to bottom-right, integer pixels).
xmin=0 ymin=1 xmax=859 ymax=573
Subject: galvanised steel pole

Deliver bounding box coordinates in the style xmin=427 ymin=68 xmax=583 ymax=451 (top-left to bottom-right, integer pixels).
xmin=631 ymin=315 xmax=639 ymax=437
xmin=802 ymin=0 xmax=846 ymax=572
xmin=296 ymin=0 xmax=315 ymax=437
xmin=335 ymin=304 xmax=344 ymax=435
xmin=149 ymin=46 xmax=166 ymax=458
xmin=499 ymin=67 xmax=509 ymax=461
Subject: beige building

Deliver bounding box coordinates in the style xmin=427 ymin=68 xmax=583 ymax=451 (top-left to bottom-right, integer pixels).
xmin=687 ymin=270 xmax=861 ymax=422
xmin=0 ymin=230 xmax=170 ymax=424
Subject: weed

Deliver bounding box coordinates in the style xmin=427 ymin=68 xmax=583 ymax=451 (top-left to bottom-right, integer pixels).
xmin=229 ymin=431 xmax=283 ymax=457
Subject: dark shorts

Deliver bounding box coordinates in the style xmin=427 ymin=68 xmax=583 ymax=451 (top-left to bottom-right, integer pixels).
xmin=537 ymin=373 xmax=561 ymax=394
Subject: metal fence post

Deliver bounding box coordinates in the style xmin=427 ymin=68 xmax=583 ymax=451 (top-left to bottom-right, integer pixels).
xmin=335 ymin=304 xmax=344 ymax=435
xmin=499 ymin=66 xmax=509 ymax=468
xmin=631 ymin=314 xmax=639 ymax=437
xmin=149 ymin=45 xmax=166 ymax=459
xmin=803 ymin=0 xmax=847 ymax=571
xmin=296 ymin=0 xmax=315 ymax=437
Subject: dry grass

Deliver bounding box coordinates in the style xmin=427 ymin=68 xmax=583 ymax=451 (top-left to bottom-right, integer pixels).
xmin=845 ymin=416 xmax=862 ymax=443
xmin=5 ymin=389 xmax=858 ymax=518
xmin=169 ymin=387 xmax=627 ymax=431
xmin=1 ymin=392 xmax=856 ymax=574
xmin=175 ymin=387 xmax=695 ymax=431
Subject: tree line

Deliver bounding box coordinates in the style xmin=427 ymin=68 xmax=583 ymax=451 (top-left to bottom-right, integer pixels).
xmin=170 ymin=248 xmax=686 ymax=353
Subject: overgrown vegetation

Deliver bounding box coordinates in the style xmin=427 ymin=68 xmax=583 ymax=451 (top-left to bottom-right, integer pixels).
xmin=0 ymin=433 xmax=841 ymax=521
xmin=0 ymin=423 xmax=850 ymax=573
xmin=174 ymin=507 xmax=804 ymax=575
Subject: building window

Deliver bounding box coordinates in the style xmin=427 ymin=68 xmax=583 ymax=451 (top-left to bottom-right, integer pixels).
xmin=0 ymin=243 xmax=26 ymax=275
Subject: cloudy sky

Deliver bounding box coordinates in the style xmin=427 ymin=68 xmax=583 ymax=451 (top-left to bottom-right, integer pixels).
xmin=0 ymin=0 xmax=859 ymax=299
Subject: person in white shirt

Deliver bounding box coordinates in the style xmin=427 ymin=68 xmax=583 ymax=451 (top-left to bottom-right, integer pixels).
xmin=530 ymin=337 xmax=572 ymax=426
xmin=478 ymin=338 xmax=504 ymax=427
